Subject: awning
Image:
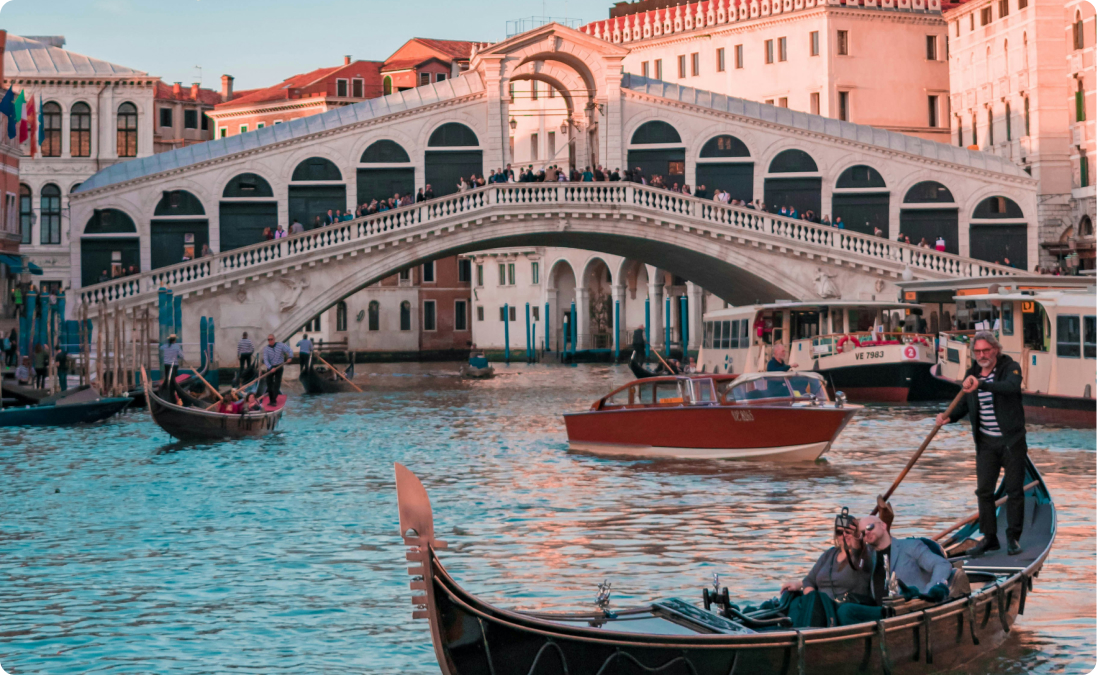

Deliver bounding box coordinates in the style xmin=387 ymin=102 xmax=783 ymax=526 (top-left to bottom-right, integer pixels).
xmin=0 ymin=254 xmax=44 ymax=275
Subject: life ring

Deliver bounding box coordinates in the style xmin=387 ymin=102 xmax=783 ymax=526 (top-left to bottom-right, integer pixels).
xmin=837 ymin=334 xmax=858 ymax=352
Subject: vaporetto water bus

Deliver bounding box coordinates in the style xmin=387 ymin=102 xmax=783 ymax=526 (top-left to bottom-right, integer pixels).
xmin=698 ymin=301 xmax=951 ymax=403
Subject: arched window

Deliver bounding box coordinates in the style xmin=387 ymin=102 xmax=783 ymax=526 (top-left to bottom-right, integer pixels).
xmin=699 ymin=135 xmax=750 ymax=157
xmin=630 ymin=120 xmax=682 ymax=145
xmin=383 ymin=76 xmax=393 ymax=96
xmin=427 ymin=123 xmax=479 ymax=147
xmin=957 ymin=116 xmax=964 ymax=147
xmin=987 ymin=106 xmax=994 ymax=146
xmin=84 ymin=208 xmax=138 ymax=234
xmin=1074 ymin=11 xmax=1084 ymax=50
xmin=116 ymin=102 xmax=138 ymax=157
xmin=360 ymin=140 xmax=411 ymax=163
xmin=836 ymin=165 xmax=886 ymax=189
xmin=223 ymin=173 xmax=274 ymax=198
xmin=1080 ymin=215 xmax=1094 ymax=238
xmin=41 ymin=102 xmax=62 ymax=157
xmin=71 ymin=102 xmax=91 ymax=157
xmin=972 ymin=196 xmax=1024 ymax=219
xmin=1024 ymin=97 xmax=1030 ymax=136
xmin=768 ymin=149 xmax=818 ymax=173
xmin=971 ymin=113 xmax=978 ymax=148
xmin=368 ymin=301 xmax=380 ymax=331
xmin=903 ymin=181 xmax=955 ymax=203
xmin=154 ymin=190 xmax=205 ymax=216
xmin=291 ymin=157 xmax=342 ymax=181
xmin=336 ymin=301 xmax=348 ymax=332
xmin=399 ymin=300 xmax=411 ymax=331
xmin=40 ymin=184 xmax=62 ymax=245
xmin=1005 ymin=102 xmax=1012 ymax=141
xmin=18 ymin=184 xmax=31 ymax=244
xmin=1003 ymin=39 xmax=1009 ymax=76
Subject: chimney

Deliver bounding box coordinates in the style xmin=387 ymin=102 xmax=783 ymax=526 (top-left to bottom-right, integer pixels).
xmin=344 ymin=55 xmax=351 ymax=65
xmin=221 ymin=74 xmax=234 ymax=102
xmin=172 ymin=81 xmax=182 ymax=97
xmin=191 ymin=82 xmax=200 ymax=100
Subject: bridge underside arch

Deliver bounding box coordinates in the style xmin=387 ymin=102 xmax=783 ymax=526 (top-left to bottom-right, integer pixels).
xmin=266 ymin=228 xmax=804 ymax=341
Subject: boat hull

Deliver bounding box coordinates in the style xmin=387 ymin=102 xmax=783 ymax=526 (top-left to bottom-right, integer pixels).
xmin=460 ymin=365 xmax=495 ymax=379
xmin=563 ymin=405 xmax=856 ymax=462
xmin=147 ymin=390 xmax=285 ymax=441
xmin=299 ymin=367 xmax=358 ymax=394
xmin=821 ymin=361 xmax=953 ymax=404
xmin=0 ymin=397 xmax=132 ymax=427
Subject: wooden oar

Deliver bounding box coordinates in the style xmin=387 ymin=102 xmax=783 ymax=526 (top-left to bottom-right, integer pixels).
xmin=651 ymin=348 xmax=676 ymax=375
xmin=204 ymin=364 xmax=284 ymax=410
xmin=871 ymin=388 xmax=966 ymax=516
xmin=313 ymin=352 xmax=362 ymax=392
xmin=932 ymin=480 xmax=1039 ymax=542
xmin=182 ymin=359 xmax=222 ymax=402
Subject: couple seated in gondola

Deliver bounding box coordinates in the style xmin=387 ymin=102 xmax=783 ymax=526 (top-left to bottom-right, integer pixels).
xmin=770 ymin=508 xmax=956 ymax=627
xmin=216 ymin=391 xmax=264 ymax=414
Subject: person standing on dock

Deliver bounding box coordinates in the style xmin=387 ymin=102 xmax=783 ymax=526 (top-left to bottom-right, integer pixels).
xmin=237 ymin=332 xmax=256 ymax=375
xmin=261 ymin=334 xmax=293 ymax=404
xmin=936 ymin=331 xmax=1027 ymax=557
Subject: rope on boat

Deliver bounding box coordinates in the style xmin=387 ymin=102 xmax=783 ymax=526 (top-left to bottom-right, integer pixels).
xmin=995 ymin=581 xmax=1011 ymax=634
xmin=875 ymin=620 xmax=892 ymax=675
xmin=966 ymin=596 xmax=980 ymax=646
xmin=922 ymin=611 xmax=933 ymax=664
xmin=523 ymin=637 xmax=570 ymax=675
xmin=476 ymin=617 xmax=500 ymax=675
xmin=592 ymin=649 xmax=698 ymax=675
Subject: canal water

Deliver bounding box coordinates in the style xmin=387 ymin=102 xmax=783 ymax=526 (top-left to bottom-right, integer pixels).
xmin=0 ymin=363 xmax=1093 ymax=674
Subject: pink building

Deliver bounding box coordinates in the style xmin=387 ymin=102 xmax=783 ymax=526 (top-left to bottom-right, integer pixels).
xmin=581 ymin=0 xmax=959 ymax=142
xmin=944 ymin=0 xmax=1095 ymax=270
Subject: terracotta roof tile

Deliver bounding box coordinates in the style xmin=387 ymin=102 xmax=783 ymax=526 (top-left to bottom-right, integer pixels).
xmin=154 ymin=80 xmax=222 ymax=105
xmin=216 ymin=61 xmax=383 ymax=111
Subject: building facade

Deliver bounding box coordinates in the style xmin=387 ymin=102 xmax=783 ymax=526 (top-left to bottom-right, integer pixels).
xmin=5 ymin=35 xmax=217 ymax=293
xmin=0 ymin=30 xmax=24 ymax=321
xmin=944 ymin=0 xmax=1095 ymax=269
xmin=580 ymin=0 xmax=958 ymax=142
xmin=380 ymin=38 xmax=477 ymax=94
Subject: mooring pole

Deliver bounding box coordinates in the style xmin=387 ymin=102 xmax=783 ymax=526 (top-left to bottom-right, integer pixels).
xmin=503 ymin=303 xmax=510 ymax=364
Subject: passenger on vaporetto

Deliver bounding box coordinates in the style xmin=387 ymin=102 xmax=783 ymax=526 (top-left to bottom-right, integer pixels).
xmin=766 ymin=343 xmax=798 ymax=372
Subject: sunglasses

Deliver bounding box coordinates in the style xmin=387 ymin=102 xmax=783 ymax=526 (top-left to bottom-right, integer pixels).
xmin=864 ymin=523 xmax=877 ymax=533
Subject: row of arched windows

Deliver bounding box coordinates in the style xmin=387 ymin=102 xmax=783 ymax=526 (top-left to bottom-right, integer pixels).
xmin=17 ymin=184 xmax=64 ymax=245
xmin=38 ymin=101 xmax=136 ymax=158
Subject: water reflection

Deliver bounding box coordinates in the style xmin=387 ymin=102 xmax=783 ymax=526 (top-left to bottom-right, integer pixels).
xmin=0 ymin=362 xmax=1092 ymax=674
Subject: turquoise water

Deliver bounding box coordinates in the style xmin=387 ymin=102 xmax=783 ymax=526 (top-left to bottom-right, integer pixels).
xmin=1 ymin=363 xmax=1093 ymax=674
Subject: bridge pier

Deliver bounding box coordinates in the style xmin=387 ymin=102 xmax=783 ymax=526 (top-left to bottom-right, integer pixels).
xmin=574 ymin=287 xmax=589 ymax=351
xmin=686 ymin=282 xmax=703 ymax=355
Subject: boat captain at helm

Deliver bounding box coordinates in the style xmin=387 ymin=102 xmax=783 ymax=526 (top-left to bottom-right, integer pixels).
xmin=766 ymin=343 xmax=798 ymax=372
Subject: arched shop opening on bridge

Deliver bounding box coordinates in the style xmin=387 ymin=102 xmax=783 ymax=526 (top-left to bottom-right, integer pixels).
xmin=424 ymin=123 xmax=481 ymax=197
xmin=289 ymin=157 xmax=345 ymax=229
xmin=220 ymin=173 xmax=277 ymax=252
xmin=80 ymin=208 xmax=139 ymax=287
xmin=970 ymin=196 xmax=1028 ymax=269
xmin=548 ymin=259 xmax=577 ymax=352
xmin=358 ymin=140 xmax=414 ymax=206
xmin=831 ymin=165 xmax=888 ymax=236
xmin=764 ymin=149 xmax=821 ymax=216
xmin=900 ymin=181 xmax=959 ymax=254
xmin=151 ymin=190 xmax=208 ymax=270
xmin=581 ymin=257 xmax=614 ymax=350
xmin=696 ymin=135 xmax=753 ymax=202
xmin=628 ymin=121 xmax=684 ymax=186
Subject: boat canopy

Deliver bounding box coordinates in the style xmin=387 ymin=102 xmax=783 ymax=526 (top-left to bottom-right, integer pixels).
xmin=702 ymin=300 xmax=920 ymax=322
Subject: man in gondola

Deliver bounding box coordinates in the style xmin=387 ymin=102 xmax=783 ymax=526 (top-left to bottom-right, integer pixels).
xmin=261 ymin=334 xmax=293 ymax=404
xmin=631 ymin=324 xmax=646 ymax=362
xmin=160 ymin=334 xmax=184 ymax=388
xmin=936 ymin=331 xmax=1027 ymax=557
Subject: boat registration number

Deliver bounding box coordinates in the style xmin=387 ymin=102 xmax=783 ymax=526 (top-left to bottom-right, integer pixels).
xmin=730 ymin=410 xmax=754 ymax=422
xmin=854 ymin=350 xmax=886 ymax=361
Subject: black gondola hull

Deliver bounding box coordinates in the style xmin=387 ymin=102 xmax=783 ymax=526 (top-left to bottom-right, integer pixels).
xmin=146 ymin=389 xmax=285 ymax=441
xmin=0 ymin=397 xmax=132 ymax=427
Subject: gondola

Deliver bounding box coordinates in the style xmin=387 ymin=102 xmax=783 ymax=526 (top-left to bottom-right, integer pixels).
xmin=0 ymin=386 xmax=132 ymax=427
xmin=628 ymin=352 xmax=673 ymax=380
xmin=459 ymin=363 xmax=495 ymax=379
xmin=394 ymin=459 xmax=1055 ymax=675
xmin=298 ymin=353 xmax=358 ymax=394
xmin=142 ymin=371 xmax=286 ymax=441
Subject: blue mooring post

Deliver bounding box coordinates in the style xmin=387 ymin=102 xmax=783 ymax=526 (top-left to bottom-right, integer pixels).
xmin=679 ymin=295 xmax=689 ymax=362
xmin=570 ymin=300 xmax=577 ymax=358
xmin=200 ymin=317 xmax=209 ymax=371
xmin=158 ymin=288 xmax=171 ymax=373
xmin=613 ymin=300 xmax=620 ymax=362
xmin=173 ymin=295 xmax=182 ymax=340
xmin=664 ymin=295 xmax=671 ymax=358
xmin=24 ymin=289 xmax=37 ymax=355
xmin=531 ymin=322 xmax=537 ymax=363
xmin=34 ymin=290 xmax=47 ymax=348
xmin=525 ymin=303 xmax=531 ymax=363
xmin=503 ymin=303 xmax=510 ymax=364
xmin=544 ymin=302 xmax=551 ymax=352
xmin=644 ymin=298 xmax=650 ymax=361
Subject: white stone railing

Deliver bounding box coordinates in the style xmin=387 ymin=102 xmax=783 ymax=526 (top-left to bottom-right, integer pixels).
xmin=76 ymin=182 xmax=1016 ymax=310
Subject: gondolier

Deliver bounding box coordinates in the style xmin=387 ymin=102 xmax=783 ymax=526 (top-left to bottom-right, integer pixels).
xmin=632 ymin=324 xmax=646 ymax=361
xmin=261 ymin=334 xmax=293 ymax=404
xmin=160 ymin=334 xmax=183 ymax=384
xmin=237 ymin=332 xmax=256 ymax=374
xmin=936 ymin=331 xmax=1027 ymax=557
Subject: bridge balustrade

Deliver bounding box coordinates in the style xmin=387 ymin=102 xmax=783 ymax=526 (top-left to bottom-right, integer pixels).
xmin=77 ymin=182 xmax=1018 ymax=310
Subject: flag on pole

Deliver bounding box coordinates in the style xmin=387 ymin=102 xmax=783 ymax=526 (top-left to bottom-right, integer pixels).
xmin=37 ymin=94 xmax=44 ymax=148
xmin=0 ymin=88 xmax=14 ymax=139
xmin=13 ymin=89 xmax=25 ymax=143
xmin=26 ymin=95 xmax=37 ymax=155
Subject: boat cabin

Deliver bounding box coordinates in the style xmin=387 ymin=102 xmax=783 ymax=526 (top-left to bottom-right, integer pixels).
xmin=936 ymin=288 xmax=1096 ymax=399
xmin=593 ymin=372 xmax=831 ymax=411
xmin=698 ymin=300 xmax=930 ymax=376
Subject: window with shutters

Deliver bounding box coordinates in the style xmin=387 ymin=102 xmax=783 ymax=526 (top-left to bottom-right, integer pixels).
xmin=41 ymin=102 xmax=61 ymax=157
xmin=455 ymin=300 xmax=467 ymax=331
xmin=926 ymin=35 xmax=937 ymax=60
xmin=735 ymin=44 xmax=743 ymax=68
xmin=159 ymin=108 xmax=172 ymax=128
xmin=368 ymin=301 xmax=380 ymax=331
xmin=642 ymin=61 xmax=650 ymax=77
xmin=71 ymin=102 xmax=91 ymax=157
xmin=423 ymin=300 xmax=436 ymax=331
xmin=336 ymin=79 xmax=348 ymax=97
xmin=716 ymin=48 xmax=725 ymax=71
xmin=691 ymin=52 xmax=700 ymax=76
xmin=810 ymin=31 xmax=819 ymax=56
xmin=810 ymin=92 xmax=820 ymax=115
xmin=353 ymin=79 xmax=364 ymax=97
xmin=40 ymin=184 xmax=61 ymax=245
xmin=116 ymin=102 xmax=138 ymax=157
xmin=678 ymin=54 xmax=686 ymax=78
xmin=778 ymin=37 xmax=787 ymax=62
xmin=837 ymin=31 xmax=849 ymax=55
xmin=765 ymin=40 xmax=774 ymax=64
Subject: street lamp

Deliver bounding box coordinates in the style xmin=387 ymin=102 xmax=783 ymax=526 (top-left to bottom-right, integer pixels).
xmin=509 ymin=117 xmax=517 ymax=130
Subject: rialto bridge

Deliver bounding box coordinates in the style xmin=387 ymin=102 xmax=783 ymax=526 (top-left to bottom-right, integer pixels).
xmin=68 ymin=24 xmax=1034 ymax=361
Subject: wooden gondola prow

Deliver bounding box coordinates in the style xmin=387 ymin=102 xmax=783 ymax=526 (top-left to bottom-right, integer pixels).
xmin=871 ymin=389 xmax=966 ymax=518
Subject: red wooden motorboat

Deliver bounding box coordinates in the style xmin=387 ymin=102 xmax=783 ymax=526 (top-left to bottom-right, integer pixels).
xmin=563 ymin=372 xmax=860 ymax=461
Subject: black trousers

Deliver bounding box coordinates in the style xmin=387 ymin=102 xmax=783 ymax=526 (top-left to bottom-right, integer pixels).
xmin=267 ymin=367 xmax=284 ymax=403
xmin=239 ymin=353 xmax=253 ymax=374
xmin=975 ymin=434 xmax=1028 ymax=542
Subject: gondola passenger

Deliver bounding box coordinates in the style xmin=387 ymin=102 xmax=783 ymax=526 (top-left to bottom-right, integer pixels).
xmin=243 ymin=393 xmax=263 ymax=412
xmin=779 ymin=510 xmax=873 ymax=626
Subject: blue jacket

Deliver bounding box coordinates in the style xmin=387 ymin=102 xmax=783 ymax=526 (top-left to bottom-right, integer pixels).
xmin=862 ymin=537 xmax=952 ymax=596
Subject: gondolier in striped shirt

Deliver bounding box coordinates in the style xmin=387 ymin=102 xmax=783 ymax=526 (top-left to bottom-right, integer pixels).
xmin=936 ymin=331 xmax=1027 ymax=557
xmin=237 ymin=332 xmax=256 ymax=375
xmin=160 ymin=334 xmax=184 ymax=387
xmin=261 ymin=334 xmax=294 ymax=404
